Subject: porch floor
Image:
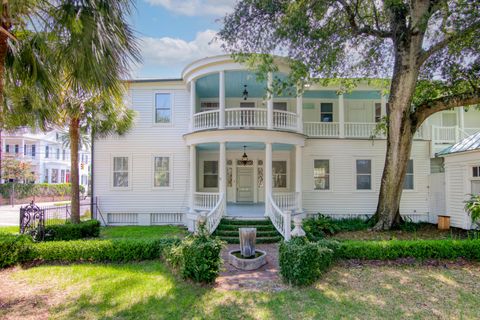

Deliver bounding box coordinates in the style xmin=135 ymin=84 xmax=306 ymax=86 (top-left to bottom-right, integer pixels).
xmin=226 ymin=202 xmax=266 ymax=218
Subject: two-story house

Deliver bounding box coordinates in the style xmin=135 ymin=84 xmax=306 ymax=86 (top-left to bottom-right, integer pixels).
xmin=92 ymin=55 xmax=480 ymax=234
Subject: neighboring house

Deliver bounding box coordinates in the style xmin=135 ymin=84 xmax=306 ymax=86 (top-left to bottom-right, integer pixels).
xmin=92 ymin=55 xmax=480 ymax=232
xmin=1 ymin=128 xmax=91 ymax=194
xmin=435 ymin=132 xmax=480 ymax=229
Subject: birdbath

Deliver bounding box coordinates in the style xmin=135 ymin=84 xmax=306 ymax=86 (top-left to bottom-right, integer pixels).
xmin=228 ymin=227 xmax=267 ymax=271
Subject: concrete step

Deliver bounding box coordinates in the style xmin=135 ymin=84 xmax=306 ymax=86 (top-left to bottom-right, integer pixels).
xmin=215 ymin=236 xmax=282 ymax=244
xmin=215 ymin=230 xmax=279 ymax=237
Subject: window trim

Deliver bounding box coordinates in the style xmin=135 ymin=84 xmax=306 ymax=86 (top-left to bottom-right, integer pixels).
xmin=320 ymin=102 xmax=334 ymax=123
xmin=354 ymin=158 xmax=374 ymax=192
xmin=111 ymin=154 xmax=132 ymax=190
xmin=403 ymin=159 xmax=415 ymax=191
xmin=151 ymin=154 xmax=173 ymax=189
xmin=202 ymin=159 xmax=219 ymax=190
xmin=313 ymin=158 xmax=333 ymax=192
xmin=272 ymin=159 xmax=289 ymax=190
xmin=153 ymin=91 xmax=174 ymax=126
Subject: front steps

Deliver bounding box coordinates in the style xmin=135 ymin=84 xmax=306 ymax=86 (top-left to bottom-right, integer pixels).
xmin=213 ymin=218 xmax=282 ymax=243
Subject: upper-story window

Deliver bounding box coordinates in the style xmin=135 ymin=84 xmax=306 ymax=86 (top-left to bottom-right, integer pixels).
xmin=31 ymin=145 xmax=36 ymax=157
xmin=45 ymin=146 xmax=49 ymax=158
xmin=320 ymin=103 xmax=333 ymax=122
xmin=62 ymin=150 xmax=66 ymax=161
xmin=356 ymin=159 xmax=372 ymax=190
xmin=56 ymin=148 xmax=60 ymax=160
xmin=200 ymin=102 xmax=218 ymax=112
xmin=403 ymin=160 xmax=414 ymax=190
xmin=472 ymin=166 xmax=480 ymax=195
xmin=155 ymin=93 xmax=172 ymax=123
xmin=273 ymin=102 xmax=287 ymax=111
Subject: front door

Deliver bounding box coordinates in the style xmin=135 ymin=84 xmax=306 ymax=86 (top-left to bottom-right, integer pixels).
xmin=237 ymin=167 xmax=254 ymax=203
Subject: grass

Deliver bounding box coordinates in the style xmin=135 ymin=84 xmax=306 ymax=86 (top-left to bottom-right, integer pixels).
xmin=0 ymin=226 xmax=18 ymax=234
xmin=100 ymin=225 xmax=187 ymax=240
xmin=1 ymin=261 xmax=479 ymax=319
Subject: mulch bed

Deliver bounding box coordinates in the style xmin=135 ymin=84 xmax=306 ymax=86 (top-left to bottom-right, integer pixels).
xmin=216 ymin=243 xmax=286 ymax=291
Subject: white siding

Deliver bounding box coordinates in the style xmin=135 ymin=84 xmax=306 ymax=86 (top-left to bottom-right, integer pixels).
xmin=302 ymin=139 xmax=431 ymax=218
xmin=94 ymin=81 xmax=190 ymax=223
xmin=443 ymin=151 xmax=480 ymax=229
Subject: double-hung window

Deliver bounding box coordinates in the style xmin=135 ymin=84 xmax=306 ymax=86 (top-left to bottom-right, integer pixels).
xmin=320 ymin=103 xmax=333 ymax=122
xmin=356 ymin=159 xmax=372 ymax=190
xmin=31 ymin=145 xmax=36 ymax=157
xmin=51 ymin=169 xmax=59 ymax=183
xmin=14 ymin=144 xmax=19 ymax=154
xmin=314 ymin=160 xmax=330 ymax=190
xmin=45 ymin=146 xmax=49 ymax=158
xmin=155 ymin=93 xmax=172 ymax=123
xmin=273 ymin=161 xmax=287 ymax=188
xmin=154 ymin=156 xmax=170 ymax=187
xmin=403 ymin=160 xmax=414 ymax=190
xmin=113 ymin=156 xmax=129 ymax=188
xmin=472 ymin=166 xmax=480 ymax=194
xmin=203 ymin=161 xmax=218 ymax=188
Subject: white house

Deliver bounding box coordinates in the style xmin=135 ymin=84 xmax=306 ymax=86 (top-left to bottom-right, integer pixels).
xmin=92 ymin=55 xmax=480 ymax=234
xmin=2 ymin=128 xmax=91 ymax=194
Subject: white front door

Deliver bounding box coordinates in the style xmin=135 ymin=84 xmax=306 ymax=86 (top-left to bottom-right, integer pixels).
xmin=237 ymin=167 xmax=254 ymax=202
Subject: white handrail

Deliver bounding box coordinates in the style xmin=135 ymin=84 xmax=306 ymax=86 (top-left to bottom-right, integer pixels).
xmin=225 ymin=107 xmax=267 ymax=128
xmin=194 ymin=192 xmax=220 ymax=210
xmin=272 ymin=192 xmax=298 ymax=211
xmin=273 ymin=110 xmax=297 ymax=131
xmin=192 ymin=110 xmax=220 ymax=131
xmin=304 ymin=122 xmax=340 ymax=137
xmin=345 ymin=122 xmax=379 ymax=138
xmin=202 ymin=193 xmax=225 ymax=234
xmin=267 ymin=193 xmax=291 ymax=240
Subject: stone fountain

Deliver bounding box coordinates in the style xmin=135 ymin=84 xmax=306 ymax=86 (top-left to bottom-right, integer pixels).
xmin=228 ymin=227 xmax=267 ymax=270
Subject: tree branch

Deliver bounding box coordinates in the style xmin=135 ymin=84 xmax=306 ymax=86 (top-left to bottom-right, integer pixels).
xmin=338 ymin=0 xmax=392 ymax=38
xmin=411 ymin=89 xmax=480 ymax=130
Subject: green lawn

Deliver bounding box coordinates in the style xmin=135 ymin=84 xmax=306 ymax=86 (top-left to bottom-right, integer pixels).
xmin=2 ymin=261 xmax=479 ymax=319
xmin=100 ymin=225 xmax=187 ymax=240
xmin=0 ymin=226 xmax=19 ymax=234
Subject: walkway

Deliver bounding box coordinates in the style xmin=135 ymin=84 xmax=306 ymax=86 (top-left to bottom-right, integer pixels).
xmin=226 ymin=202 xmax=265 ymax=218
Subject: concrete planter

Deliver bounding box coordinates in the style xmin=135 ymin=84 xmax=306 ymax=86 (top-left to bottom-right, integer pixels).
xmin=228 ymin=250 xmax=267 ymax=271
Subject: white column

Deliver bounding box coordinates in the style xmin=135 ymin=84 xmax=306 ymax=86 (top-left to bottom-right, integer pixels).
xmin=219 ymin=71 xmax=225 ymax=129
xmin=267 ymin=72 xmax=273 ymax=130
xmin=189 ymin=144 xmax=196 ymax=211
xmin=219 ymin=142 xmax=226 ymax=196
xmin=338 ymin=94 xmax=345 ymax=138
xmin=265 ymin=142 xmax=272 ymax=215
xmin=381 ymin=94 xmax=387 ymax=118
xmin=296 ymin=87 xmax=303 ymax=133
xmin=295 ymin=145 xmax=303 ymax=212
xmin=458 ymin=107 xmax=465 ymax=130
xmin=190 ymin=80 xmax=196 ymax=131
xmin=21 ymin=138 xmax=25 ymax=157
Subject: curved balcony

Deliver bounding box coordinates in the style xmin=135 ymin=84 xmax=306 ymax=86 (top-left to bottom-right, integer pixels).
xmin=192 ymin=108 xmax=299 ymax=132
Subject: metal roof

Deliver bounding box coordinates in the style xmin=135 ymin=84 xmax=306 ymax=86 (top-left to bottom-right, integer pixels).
xmin=438 ymin=131 xmax=480 ymax=156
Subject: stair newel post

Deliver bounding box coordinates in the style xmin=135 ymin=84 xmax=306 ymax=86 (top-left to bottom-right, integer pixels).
xmin=284 ymin=210 xmax=292 ymax=241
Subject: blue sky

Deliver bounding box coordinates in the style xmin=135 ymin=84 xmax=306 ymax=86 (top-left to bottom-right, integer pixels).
xmin=130 ymin=0 xmax=234 ymax=79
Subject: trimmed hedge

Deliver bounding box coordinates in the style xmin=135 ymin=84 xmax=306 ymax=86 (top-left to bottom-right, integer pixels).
xmin=166 ymin=233 xmax=224 ymax=284
xmin=0 ymin=234 xmax=32 ymax=268
xmin=279 ymin=237 xmax=336 ymax=286
xmin=337 ymin=239 xmax=480 ymax=261
xmin=45 ymin=220 xmax=101 ymax=241
xmin=0 ymin=183 xmax=85 ymax=199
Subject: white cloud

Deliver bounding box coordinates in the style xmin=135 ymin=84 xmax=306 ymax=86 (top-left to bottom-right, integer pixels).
xmin=135 ymin=29 xmax=225 ymax=78
xmin=145 ymin=0 xmax=235 ymax=16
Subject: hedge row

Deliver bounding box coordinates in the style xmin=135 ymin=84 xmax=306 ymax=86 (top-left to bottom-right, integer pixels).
xmin=45 ymin=220 xmax=100 ymax=241
xmin=0 ymin=183 xmax=85 ymax=199
xmin=279 ymin=237 xmax=480 ymax=286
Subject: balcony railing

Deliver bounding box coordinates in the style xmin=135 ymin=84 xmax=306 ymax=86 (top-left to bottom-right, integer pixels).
xmin=225 ymin=108 xmax=267 ymax=128
xmin=304 ymin=122 xmax=340 ymax=137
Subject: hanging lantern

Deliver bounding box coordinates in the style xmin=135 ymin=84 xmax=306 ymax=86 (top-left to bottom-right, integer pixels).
xmin=242 ymin=85 xmax=249 ymax=100
xmin=241 ymin=145 xmax=249 ymax=165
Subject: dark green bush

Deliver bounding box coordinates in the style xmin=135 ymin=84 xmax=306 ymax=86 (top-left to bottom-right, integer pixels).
xmin=45 ymin=220 xmax=100 ymax=241
xmin=167 ymin=233 xmax=224 ymax=284
xmin=0 ymin=183 xmax=84 ymax=199
xmin=28 ymin=238 xmax=180 ymax=263
xmin=303 ymin=215 xmax=340 ymax=241
xmin=279 ymin=237 xmax=336 ymax=286
xmin=337 ymin=239 xmax=480 ymax=261
xmin=0 ymin=234 xmax=32 ymax=268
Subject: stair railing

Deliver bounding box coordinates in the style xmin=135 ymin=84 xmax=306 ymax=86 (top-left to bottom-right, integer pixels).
xmin=267 ymin=193 xmax=291 ymax=240
xmin=199 ymin=192 xmax=225 ymax=235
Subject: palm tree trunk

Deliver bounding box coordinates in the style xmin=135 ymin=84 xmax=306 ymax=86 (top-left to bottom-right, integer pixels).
xmin=69 ymin=118 xmax=81 ymax=223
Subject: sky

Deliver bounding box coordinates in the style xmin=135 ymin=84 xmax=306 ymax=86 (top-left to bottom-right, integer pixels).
xmin=130 ymin=0 xmax=236 ymax=79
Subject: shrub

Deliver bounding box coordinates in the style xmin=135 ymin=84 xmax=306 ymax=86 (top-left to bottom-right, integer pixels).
xmin=465 ymin=194 xmax=480 ymax=228
xmin=45 ymin=220 xmax=100 ymax=241
xmin=279 ymin=237 xmax=336 ymax=286
xmin=167 ymin=232 xmax=224 ymax=284
xmin=0 ymin=183 xmax=79 ymax=200
xmin=303 ymin=214 xmax=340 ymax=241
xmin=337 ymin=239 xmax=480 ymax=261
xmin=0 ymin=234 xmax=32 ymax=268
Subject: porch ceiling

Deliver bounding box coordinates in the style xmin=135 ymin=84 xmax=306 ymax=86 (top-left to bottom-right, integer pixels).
xmin=196 ymin=142 xmax=293 ymax=151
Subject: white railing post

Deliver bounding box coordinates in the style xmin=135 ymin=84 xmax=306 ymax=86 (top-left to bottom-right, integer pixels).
xmin=190 ymin=80 xmax=196 ymax=132
xmin=219 ymin=142 xmax=226 ymax=210
xmin=338 ymin=94 xmax=345 ymax=138
xmin=189 ymin=145 xmax=196 ymax=211
xmin=219 ymin=71 xmax=225 ymax=129
xmin=284 ymin=210 xmax=291 ymax=241
xmin=265 ymin=142 xmax=272 ymax=216
xmin=267 ymin=72 xmax=273 ymax=130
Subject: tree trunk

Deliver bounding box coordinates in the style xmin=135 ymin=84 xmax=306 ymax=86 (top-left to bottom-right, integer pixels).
xmin=69 ymin=118 xmax=81 ymax=224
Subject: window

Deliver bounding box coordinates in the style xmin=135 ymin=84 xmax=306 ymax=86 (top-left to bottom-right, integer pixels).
xmin=45 ymin=146 xmax=49 ymax=158
xmin=314 ymin=160 xmax=330 ymax=190
xmin=473 ymin=166 xmax=480 ymax=178
xmin=113 ymin=156 xmax=129 ymax=188
xmin=472 ymin=166 xmax=480 ymax=195
xmin=56 ymin=148 xmax=60 ymax=160
xmin=155 ymin=93 xmax=172 ymax=123
xmin=200 ymin=102 xmax=219 ymax=112
xmin=24 ymin=144 xmax=27 ymax=156
xmin=66 ymin=170 xmax=70 ymax=183
xmin=273 ymin=161 xmax=287 ymax=188
xmin=203 ymin=161 xmax=218 ymax=188
xmin=375 ymin=103 xmax=382 ymax=122
xmin=320 ymin=103 xmax=333 ymax=122
xmin=5 ymin=145 xmax=9 ymax=153
xmin=60 ymin=170 xmax=65 ymax=183
xmin=403 ymin=160 xmax=414 ymax=190
xmin=14 ymin=144 xmax=19 ymax=154
xmin=44 ymin=169 xmax=49 ymax=183
xmin=240 ymin=102 xmax=255 ymax=108
xmin=31 ymin=145 xmax=36 ymax=157
xmin=356 ymin=159 xmax=372 ymax=190
xmin=153 ymin=156 xmax=170 ymax=187
xmin=62 ymin=150 xmax=66 ymax=161
xmin=273 ymin=102 xmax=287 ymax=111
xmin=51 ymin=169 xmax=58 ymax=183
